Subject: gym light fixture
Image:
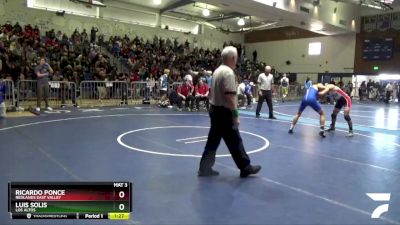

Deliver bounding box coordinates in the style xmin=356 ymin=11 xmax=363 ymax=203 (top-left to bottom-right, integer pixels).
xmin=237 ymin=18 xmax=245 ymax=26
xmin=153 ymin=0 xmax=162 ymax=5
xmin=202 ymin=8 xmax=210 ymax=17
xmin=378 ymin=74 xmax=400 ymax=80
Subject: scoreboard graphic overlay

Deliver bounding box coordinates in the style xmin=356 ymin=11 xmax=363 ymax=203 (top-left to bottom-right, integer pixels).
xmin=8 ymin=182 xmax=132 ymax=220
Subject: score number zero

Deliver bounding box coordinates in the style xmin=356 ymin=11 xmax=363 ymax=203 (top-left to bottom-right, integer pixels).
xmin=114 ymin=183 xmax=128 ymax=211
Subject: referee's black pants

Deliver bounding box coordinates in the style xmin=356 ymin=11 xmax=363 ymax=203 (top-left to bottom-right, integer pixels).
xmin=256 ymin=90 xmax=274 ymax=118
xmin=199 ymin=105 xmax=250 ymax=172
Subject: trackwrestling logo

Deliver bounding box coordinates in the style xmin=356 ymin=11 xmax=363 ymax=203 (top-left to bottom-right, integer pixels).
xmin=366 ymin=193 xmax=391 ymax=219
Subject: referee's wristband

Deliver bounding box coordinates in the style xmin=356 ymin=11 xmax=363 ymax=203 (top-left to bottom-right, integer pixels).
xmin=232 ymin=109 xmax=239 ymax=118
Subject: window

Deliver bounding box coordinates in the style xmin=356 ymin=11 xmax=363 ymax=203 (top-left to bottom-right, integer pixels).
xmin=308 ymin=42 xmax=321 ymax=55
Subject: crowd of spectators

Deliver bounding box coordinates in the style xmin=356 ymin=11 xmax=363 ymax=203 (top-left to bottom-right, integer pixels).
xmin=0 ymin=21 xmax=121 ymax=86
xmin=0 ymin=20 xmax=265 ymax=91
xmin=106 ymin=34 xmax=270 ymax=85
xmin=0 ymin=21 xmax=267 ymax=111
xmin=108 ymin=34 xmax=221 ymax=83
xmin=359 ymin=79 xmax=400 ymax=103
xmin=6 ymin=20 xmax=398 ymax=110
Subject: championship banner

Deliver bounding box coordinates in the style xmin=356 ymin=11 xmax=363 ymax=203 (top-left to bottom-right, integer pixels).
xmin=377 ymin=14 xmax=391 ymax=31
xmin=391 ymin=12 xmax=400 ymax=30
xmin=363 ymin=15 xmax=377 ymax=32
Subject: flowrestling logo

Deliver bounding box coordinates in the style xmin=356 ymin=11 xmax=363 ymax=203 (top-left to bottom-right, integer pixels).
xmin=366 ymin=193 xmax=391 ymax=219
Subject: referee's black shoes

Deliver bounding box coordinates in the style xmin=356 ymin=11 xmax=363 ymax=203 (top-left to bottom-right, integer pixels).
xmin=240 ymin=165 xmax=262 ymax=178
xmin=198 ymin=169 xmax=220 ymax=177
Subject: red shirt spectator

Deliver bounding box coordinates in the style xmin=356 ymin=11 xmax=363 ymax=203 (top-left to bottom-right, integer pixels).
xmin=151 ymin=66 xmax=158 ymax=77
xmin=130 ymin=71 xmax=140 ymax=82
xmin=177 ymin=83 xmax=193 ymax=97
xmin=195 ymin=83 xmax=209 ymax=96
xmin=23 ymin=30 xmax=32 ymax=39
xmin=4 ymin=23 xmax=12 ymax=33
xmin=46 ymin=38 xmax=57 ymax=47
xmin=24 ymin=24 xmax=32 ymax=32
xmin=23 ymin=25 xmax=33 ymax=39
xmin=121 ymin=47 xmax=130 ymax=58
xmin=33 ymin=26 xmax=40 ymax=40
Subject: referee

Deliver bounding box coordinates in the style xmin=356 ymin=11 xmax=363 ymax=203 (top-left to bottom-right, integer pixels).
xmin=198 ymin=46 xmax=261 ymax=178
xmin=256 ymin=65 xmax=276 ymax=119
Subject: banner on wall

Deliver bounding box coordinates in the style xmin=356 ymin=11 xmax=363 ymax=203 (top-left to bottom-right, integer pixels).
xmin=363 ymin=15 xmax=377 ymax=32
xmin=363 ymin=12 xmax=400 ymax=31
xmin=377 ymin=14 xmax=391 ymax=31
xmin=391 ymin=12 xmax=400 ymax=30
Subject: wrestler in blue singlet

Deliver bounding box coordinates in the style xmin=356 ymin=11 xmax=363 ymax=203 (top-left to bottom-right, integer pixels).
xmin=299 ymin=85 xmax=322 ymax=112
xmin=289 ymin=83 xmax=326 ymax=137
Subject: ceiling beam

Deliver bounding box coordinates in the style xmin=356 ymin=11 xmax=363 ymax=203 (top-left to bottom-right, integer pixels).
xmin=166 ymin=11 xmax=205 ymax=21
xmin=206 ymin=12 xmax=246 ymax=22
xmin=160 ymin=0 xmax=195 ymax=14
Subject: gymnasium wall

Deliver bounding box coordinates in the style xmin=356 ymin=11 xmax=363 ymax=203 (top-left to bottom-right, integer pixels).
xmin=245 ymin=32 xmax=356 ymax=84
xmin=0 ymin=0 xmax=243 ymax=50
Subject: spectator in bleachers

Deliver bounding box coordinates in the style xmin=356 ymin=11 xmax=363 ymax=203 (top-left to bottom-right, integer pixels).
xmin=81 ymin=29 xmax=88 ymax=42
xmin=14 ymin=22 xmax=22 ymax=36
xmin=55 ymin=30 xmax=63 ymax=41
xmin=52 ymin=70 xmax=62 ymax=81
xmin=90 ymin=27 xmax=98 ymax=43
xmin=3 ymin=21 xmax=13 ymax=33
xmin=94 ymin=54 xmax=108 ymax=77
xmin=25 ymin=45 xmax=36 ymax=65
xmin=62 ymin=65 xmax=74 ymax=82
xmin=23 ymin=24 xmax=32 ymax=39
xmin=195 ymin=78 xmax=209 ymax=111
xmin=35 ymin=57 xmax=53 ymax=112
xmin=0 ymin=30 xmax=5 ymax=41
xmin=176 ymin=78 xmax=194 ymax=111
xmin=32 ymin=25 xmax=40 ymax=40
xmin=48 ymin=29 xmax=56 ymax=40
xmin=112 ymin=41 xmax=121 ymax=57
xmin=130 ymin=69 xmax=140 ymax=82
